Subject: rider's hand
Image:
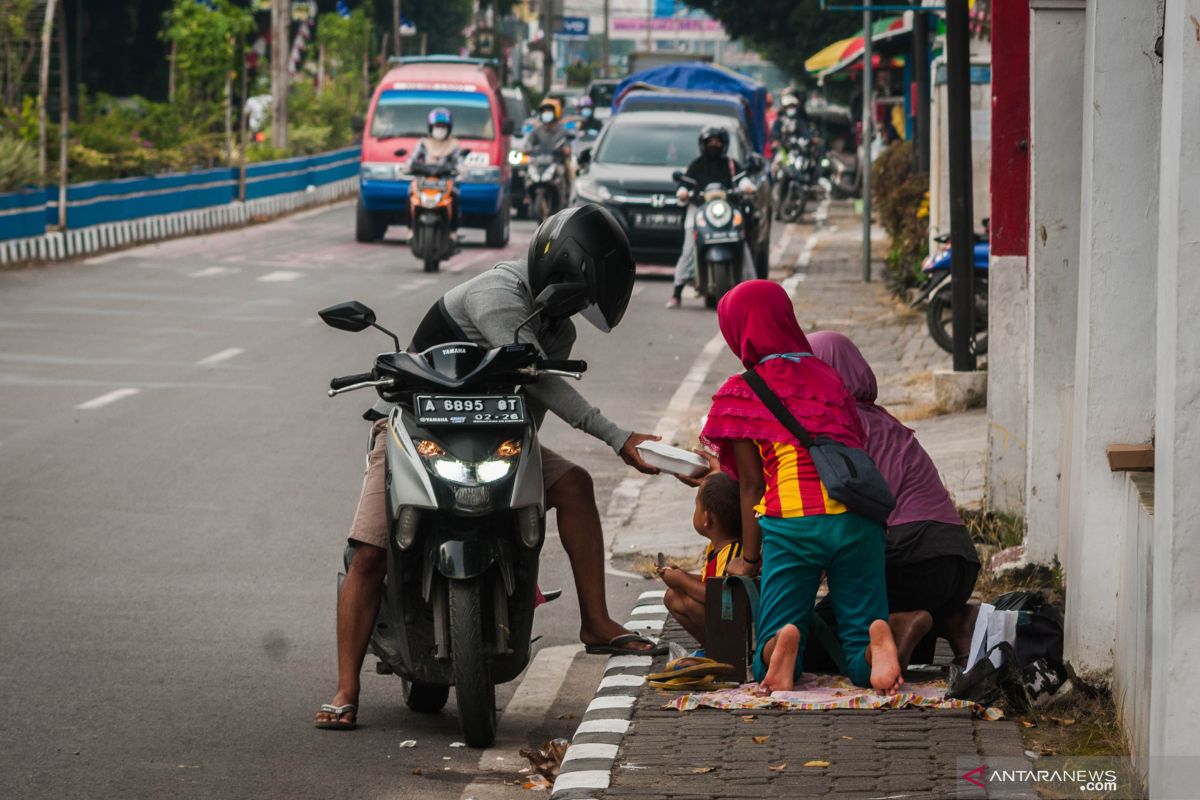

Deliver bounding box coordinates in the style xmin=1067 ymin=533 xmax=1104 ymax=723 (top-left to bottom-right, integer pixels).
xmin=619 ymin=432 xmax=662 ymax=475
xmin=726 ymin=556 xmax=760 ymax=578
xmin=675 ymin=187 xmax=690 ymax=205
xmin=675 ymin=448 xmax=720 ymax=487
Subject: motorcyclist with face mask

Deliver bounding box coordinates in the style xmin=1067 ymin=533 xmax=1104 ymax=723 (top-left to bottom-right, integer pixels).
xmin=409 ymin=107 xmax=463 ymax=231
xmin=770 ymin=91 xmax=812 ymax=152
xmin=314 ymin=205 xmax=666 ymax=731
xmin=667 ymin=126 xmax=756 ymax=309
xmin=577 ymin=96 xmax=603 ymax=136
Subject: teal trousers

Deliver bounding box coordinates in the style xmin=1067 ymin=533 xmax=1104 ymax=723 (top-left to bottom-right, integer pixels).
xmin=752 ymin=512 xmax=888 ymax=688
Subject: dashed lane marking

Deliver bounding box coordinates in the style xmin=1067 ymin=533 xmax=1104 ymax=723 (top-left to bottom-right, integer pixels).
xmin=75 ymin=388 xmax=140 ymax=410
xmin=189 ymin=266 xmax=235 ymax=278
xmin=257 ymin=270 xmax=303 ymax=283
xmin=196 ymin=348 xmax=245 ymax=366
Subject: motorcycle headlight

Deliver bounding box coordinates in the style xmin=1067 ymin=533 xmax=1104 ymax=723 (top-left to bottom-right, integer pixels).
xmin=508 ymin=149 xmax=524 ymax=166
xmin=415 ymin=439 xmax=520 ymax=486
xmin=420 ymin=192 xmax=442 ymax=208
xmin=574 ymin=176 xmax=611 ymax=203
xmin=706 ymin=200 xmax=732 ymax=228
xmin=361 ymin=162 xmax=398 ymax=180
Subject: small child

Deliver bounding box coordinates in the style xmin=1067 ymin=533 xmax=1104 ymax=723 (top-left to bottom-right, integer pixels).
xmin=657 ymin=473 xmax=743 ymax=646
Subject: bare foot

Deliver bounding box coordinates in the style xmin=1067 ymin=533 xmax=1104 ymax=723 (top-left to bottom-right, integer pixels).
xmin=760 ymin=624 xmax=801 ymax=693
xmin=867 ymin=619 xmax=903 ymax=695
xmin=888 ymin=610 xmax=934 ymax=671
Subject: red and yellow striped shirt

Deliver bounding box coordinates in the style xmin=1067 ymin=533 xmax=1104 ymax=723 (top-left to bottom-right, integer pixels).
xmin=754 ymin=440 xmax=847 ymax=518
xmin=701 ymin=541 xmax=743 ymax=582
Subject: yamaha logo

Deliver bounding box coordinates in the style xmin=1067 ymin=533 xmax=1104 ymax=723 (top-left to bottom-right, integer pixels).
xmin=651 ymin=194 xmax=667 ymax=208
xmin=441 ymin=347 xmax=467 ymax=354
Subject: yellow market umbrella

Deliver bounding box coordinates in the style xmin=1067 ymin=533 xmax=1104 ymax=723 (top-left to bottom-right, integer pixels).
xmin=806 ymin=36 xmax=858 ymax=75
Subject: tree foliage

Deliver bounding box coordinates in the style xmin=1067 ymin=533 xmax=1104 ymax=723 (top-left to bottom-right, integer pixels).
xmin=161 ymin=0 xmax=254 ymax=121
xmin=373 ymin=0 xmax=474 ymax=56
xmin=682 ymin=0 xmax=860 ymax=82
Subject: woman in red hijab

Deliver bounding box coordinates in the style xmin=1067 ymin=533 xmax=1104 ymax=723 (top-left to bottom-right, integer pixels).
xmin=700 ymin=281 xmax=901 ymax=694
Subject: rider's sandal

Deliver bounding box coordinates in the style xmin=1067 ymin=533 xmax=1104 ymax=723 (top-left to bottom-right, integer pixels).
xmin=314 ymin=703 xmax=358 ymax=731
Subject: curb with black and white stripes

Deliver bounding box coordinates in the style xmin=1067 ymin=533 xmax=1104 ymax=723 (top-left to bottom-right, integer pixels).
xmin=0 ymin=176 xmax=357 ymax=266
xmin=550 ymin=589 xmax=669 ymax=799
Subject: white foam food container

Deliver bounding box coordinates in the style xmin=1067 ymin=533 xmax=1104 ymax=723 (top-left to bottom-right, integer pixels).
xmin=634 ymin=441 xmax=710 ymax=478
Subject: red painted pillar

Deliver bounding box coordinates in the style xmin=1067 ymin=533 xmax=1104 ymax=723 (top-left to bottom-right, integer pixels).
xmin=989 ymin=0 xmax=1030 ymax=258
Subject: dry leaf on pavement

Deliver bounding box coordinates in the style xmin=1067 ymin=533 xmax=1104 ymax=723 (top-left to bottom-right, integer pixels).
xmin=768 ymin=762 xmax=787 ymax=772
xmin=803 ymin=760 xmax=831 ymax=768
xmin=752 ymin=735 xmax=770 ymax=744
xmin=741 ymin=715 xmax=757 ymax=722
xmin=411 ymin=768 xmax=422 ymax=776
xmin=692 ymin=766 xmax=716 ymax=774
xmin=1050 ymin=717 xmax=1076 ymax=726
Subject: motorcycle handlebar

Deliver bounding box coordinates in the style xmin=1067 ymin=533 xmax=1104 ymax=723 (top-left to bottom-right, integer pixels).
xmin=540 ymin=359 xmax=588 ymax=373
xmin=330 ymin=372 xmax=375 ymax=391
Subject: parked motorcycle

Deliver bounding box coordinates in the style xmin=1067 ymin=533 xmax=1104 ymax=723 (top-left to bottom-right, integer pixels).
xmin=915 ymin=229 xmax=990 ymax=355
xmin=774 ymin=137 xmax=819 ymax=222
xmin=673 ymin=168 xmax=755 ymax=309
xmin=319 ymin=286 xmax=591 ymax=747
xmin=525 ymin=153 xmax=567 ymax=223
xmin=399 ymin=148 xmax=466 ymax=274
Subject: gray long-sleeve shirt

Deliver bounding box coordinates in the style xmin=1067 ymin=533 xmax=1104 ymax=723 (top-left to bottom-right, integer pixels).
xmin=383 ymin=261 xmax=631 ymax=452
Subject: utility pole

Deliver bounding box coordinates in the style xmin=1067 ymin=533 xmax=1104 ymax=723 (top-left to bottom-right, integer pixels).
xmin=55 ymin=0 xmax=67 ymax=229
xmin=602 ymin=0 xmax=610 ymax=78
xmin=912 ymin=11 xmax=931 ymax=174
xmin=37 ymin=0 xmax=58 ymax=186
xmin=239 ymin=34 xmax=249 ymax=201
xmin=271 ymin=0 xmax=289 ymax=150
xmin=946 ymin=0 xmax=976 ymax=371
xmin=392 ymin=0 xmax=401 ymax=59
xmin=541 ymin=0 xmax=553 ymax=95
xmin=861 ymin=0 xmax=873 ymax=282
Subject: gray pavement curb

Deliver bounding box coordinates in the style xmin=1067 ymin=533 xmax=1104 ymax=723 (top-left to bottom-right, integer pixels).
xmin=550 ymin=589 xmax=668 ymax=800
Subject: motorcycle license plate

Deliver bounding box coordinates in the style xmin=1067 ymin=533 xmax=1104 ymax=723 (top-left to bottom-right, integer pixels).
xmin=634 ymin=211 xmax=681 ymax=229
xmin=415 ymin=395 xmax=526 ymax=426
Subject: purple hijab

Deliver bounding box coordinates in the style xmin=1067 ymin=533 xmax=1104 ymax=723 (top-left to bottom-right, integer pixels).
xmin=808 ymin=331 xmax=962 ymax=528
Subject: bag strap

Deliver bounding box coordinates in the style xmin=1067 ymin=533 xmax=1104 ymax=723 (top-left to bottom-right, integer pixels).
xmin=720 ymin=576 xmax=761 ymax=648
xmin=741 ymin=368 xmax=816 ymax=449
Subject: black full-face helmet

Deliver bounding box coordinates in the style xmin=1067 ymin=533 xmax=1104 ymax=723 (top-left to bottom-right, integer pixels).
xmin=698 ymin=125 xmax=729 ymax=157
xmin=527 ymin=204 xmax=635 ymax=332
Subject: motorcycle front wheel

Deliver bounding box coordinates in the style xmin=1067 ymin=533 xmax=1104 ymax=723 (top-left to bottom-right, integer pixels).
xmin=449 ymin=578 xmax=497 ymax=747
xmin=533 ymin=190 xmax=551 ymax=224
xmin=703 ymin=260 xmax=736 ymax=309
xmin=781 ymin=183 xmax=806 ymax=222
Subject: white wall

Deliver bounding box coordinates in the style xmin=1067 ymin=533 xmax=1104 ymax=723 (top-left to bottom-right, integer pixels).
xmin=1024 ymin=0 xmax=1085 ymax=565
xmin=1148 ymin=1 xmax=1200 ymax=794
xmin=985 ymin=255 xmax=1027 ymax=514
xmin=1064 ymin=0 xmax=1163 ymax=680
xmin=1114 ymin=473 xmax=1154 ymax=787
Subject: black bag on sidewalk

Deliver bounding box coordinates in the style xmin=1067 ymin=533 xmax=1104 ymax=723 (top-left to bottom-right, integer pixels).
xmin=704 ymin=576 xmax=760 ymax=683
xmin=742 ymin=368 xmax=896 ymax=525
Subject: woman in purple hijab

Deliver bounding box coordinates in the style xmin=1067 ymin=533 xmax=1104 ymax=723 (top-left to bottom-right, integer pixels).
xmin=808 ymin=331 xmax=980 ymax=666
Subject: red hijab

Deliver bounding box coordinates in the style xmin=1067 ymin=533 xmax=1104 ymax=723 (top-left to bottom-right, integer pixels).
xmin=700 ymin=281 xmax=863 ymax=478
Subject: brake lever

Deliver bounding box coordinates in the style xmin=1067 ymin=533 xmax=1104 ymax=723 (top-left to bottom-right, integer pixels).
xmin=328 ymin=379 xmax=395 ymax=397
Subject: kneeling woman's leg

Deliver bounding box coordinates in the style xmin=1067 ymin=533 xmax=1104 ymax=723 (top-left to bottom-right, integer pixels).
xmin=823 ymin=514 xmax=895 ymax=689
xmin=752 ymin=515 xmax=827 ymax=686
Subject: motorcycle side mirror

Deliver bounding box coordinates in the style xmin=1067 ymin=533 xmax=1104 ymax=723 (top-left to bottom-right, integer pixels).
xmin=319 ymin=301 xmax=376 ymax=332
xmin=394 ymin=147 xmax=408 ymax=157
xmin=749 ymin=153 xmax=767 ymax=173
xmin=319 ymin=301 xmax=402 ymax=351
xmin=501 ymin=118 xmax=516 ymax=136
xmin=671 ymin=169 xmax=684 ymax=183
xmin=577 ymin=147 xmax=592 ymax=167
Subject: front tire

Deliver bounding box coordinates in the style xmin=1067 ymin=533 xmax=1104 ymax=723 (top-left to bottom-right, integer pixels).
xmin=532 ymin=189 xmax=551 ymax=224
xmin=356 ymin=199 xmax=386 ymax=242
xmin=449 ymin=578 xmax=496 ymax=748
xmin=402 ymin=678 xmax=449 ymax=713
xmin=485 ymin=201 xmax=510 ymax=247
xmin=704 ymin=260 xmax=735 ymax=309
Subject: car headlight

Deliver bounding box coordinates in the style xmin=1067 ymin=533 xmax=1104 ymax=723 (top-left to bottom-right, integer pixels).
xmin=415 ymin=439 xmax=521 ymax=486
xmin=706 ymin=200 xmax=732 ymax=228
xmin=361 ymin=162 xmax=398 ymax=180
xmin=574 ymin=176 xmax=611 ymax=203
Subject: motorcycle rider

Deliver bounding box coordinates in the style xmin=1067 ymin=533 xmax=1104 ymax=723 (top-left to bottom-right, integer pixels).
xmin=577 ymin=96 xmax=603 ymax=137
xmin=524 ymin=99 xmax=574 ymax=198
xmin=408 ymin=107 xmax=462 ymax=232
xmin=315 ymin=204 xmax=665 ymax=730
xmin=667 ymin=126 xmax=756 ymax=309
xmin=769 ymin=91 xmax=812 ymax=156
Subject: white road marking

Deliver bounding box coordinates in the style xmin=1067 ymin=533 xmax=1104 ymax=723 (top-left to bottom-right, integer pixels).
xmin=636 ymin=590 xmax=666 ymax=601
xmin=629 ymin=604 xmax=668 ymax=616
xmin=606 ymin=654 xmax=652 ymax=671
xmin=84 ymin=251 xmax=128 ymax=265
xmin=561 ymin=743 xmax=620 ymax=765
xmin=75 ymin=388 xmax=140 ymax=410
xmin=257 ymin=270 xmax=303 ymax=283
xmin=195 ymin=348 xmax=245 ymax=366
xmin=573 ymin=718 xmax=630 ymax=735
xmin=586 ymin=695 xmax=636 ymax=713
xmin=598 ymin=674 xmax=645 ymax=690
xmin=552 ymin=770 xmax=611 ymax=792
xmin=189 ymin=266 xmax=235 ymax=278
xmin=497 ymin=644 xmax=581 ymax=728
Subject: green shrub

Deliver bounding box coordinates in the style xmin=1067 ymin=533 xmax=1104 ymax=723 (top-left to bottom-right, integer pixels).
xmin=0 ymin=135 xmax=39 ymax=191
xmin=872 ymin=140 xmax=929 ymax=297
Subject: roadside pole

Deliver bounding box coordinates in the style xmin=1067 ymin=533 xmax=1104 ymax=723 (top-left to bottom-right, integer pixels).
xmin=55 ymin=0 xmax=67 ymax=229
xmin=238 ymin=34 xmax=249 ymax=202
xmin=37 ymin=0 xmax=58 ymax=187
xmin=541 ymin=0 xmax=553 ymax=94
xmin=913 ymin=10 xmax=931 ymax=174
xmin=392 ymin=0 xmax=401 ymax=58
xmin=946 ymin=0 xmax=976 ymax=371
xmin=861 ymin=0 xmax=873 ymax=282
xmin=271 ymin=0 xmax=289 ymax=150
xmin=602 ymin=0 xmax=610 ymax=78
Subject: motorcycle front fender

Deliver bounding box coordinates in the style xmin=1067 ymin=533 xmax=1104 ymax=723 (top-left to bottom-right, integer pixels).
xmin=704 ymin=244 xmax=737 ymax=263
xmin=437 ymin=539 xmax=495 ymax=580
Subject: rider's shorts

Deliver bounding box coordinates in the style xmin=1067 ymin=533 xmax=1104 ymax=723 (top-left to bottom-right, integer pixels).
xmin=348 ymin=418 xmax=579 ymax=549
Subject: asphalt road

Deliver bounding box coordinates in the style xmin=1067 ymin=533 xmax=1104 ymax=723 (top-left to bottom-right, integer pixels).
xmin=0 ymin=204 xmax=751 ymax=800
